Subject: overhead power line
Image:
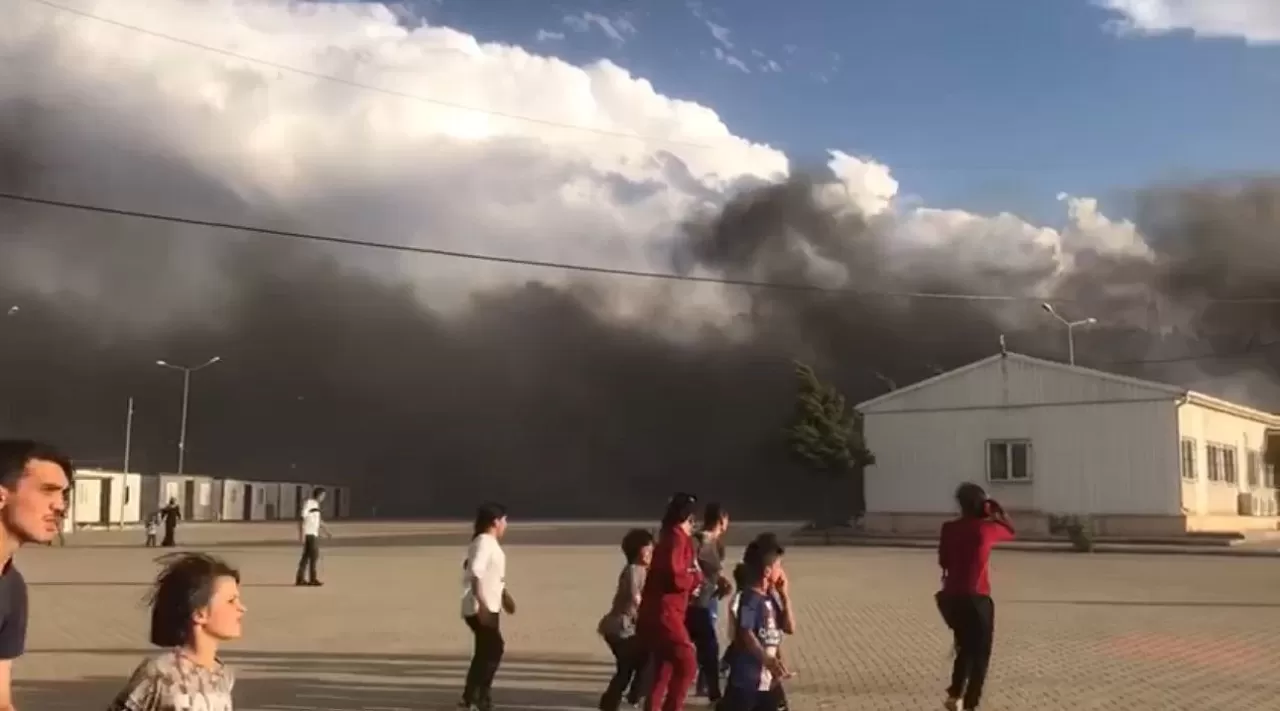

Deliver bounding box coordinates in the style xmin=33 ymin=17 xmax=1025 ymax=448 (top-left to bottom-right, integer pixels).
xmin=0 ymin=190 xmax=1059 ymax=302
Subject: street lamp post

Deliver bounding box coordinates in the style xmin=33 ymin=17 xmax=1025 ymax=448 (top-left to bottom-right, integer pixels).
xmin=156 ymin=357 xmax=221 ymax=475
xmin=1041 ymin=303 xmax=1096 ymax=366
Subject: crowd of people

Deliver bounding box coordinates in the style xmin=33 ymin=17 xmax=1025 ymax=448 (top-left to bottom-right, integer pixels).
xmin=0 ymin=438 xmax=1014 ymax=711
xmin=457 ymin=485 xmax=1014 ymax=711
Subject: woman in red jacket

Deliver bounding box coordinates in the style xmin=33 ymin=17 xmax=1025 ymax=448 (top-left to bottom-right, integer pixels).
xmin=637 ymin=493 xmax=702 ymax=711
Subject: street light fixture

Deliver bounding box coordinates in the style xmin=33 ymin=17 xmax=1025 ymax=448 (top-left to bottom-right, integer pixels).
xmin=1041 ymin=303 xmax=1096 ymax=366
xmin=156 ymin=356 xmax=222 ymax=475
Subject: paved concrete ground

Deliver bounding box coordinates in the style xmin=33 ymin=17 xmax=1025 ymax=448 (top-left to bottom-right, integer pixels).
xmin=15 ymin=522 xmax=1280 ymax=710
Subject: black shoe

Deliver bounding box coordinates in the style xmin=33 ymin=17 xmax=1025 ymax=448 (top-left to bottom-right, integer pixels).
xmin=307 ymin=580 xmax=324 ymax=586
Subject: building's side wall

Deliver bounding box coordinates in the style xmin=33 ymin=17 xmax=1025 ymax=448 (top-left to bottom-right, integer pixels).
xmin=193 ymin=477 xmax=216 ymax=521
xmin=1177 ymin=402 xmax=1280 ymax=531
xmin=864 ymin=399 xmax=1182 ymax=536
xmin=72 ymin=477 xmax=103 ymax=524
xmin=220 ymin=479 xmax=246 ymax=521
xmin=262 ymin=484 xmax=281 ymax=520
xmin=278 ymin=484 xmax=300 ymax=520
xmin=249 ymin=484 xmax=268 ymax=520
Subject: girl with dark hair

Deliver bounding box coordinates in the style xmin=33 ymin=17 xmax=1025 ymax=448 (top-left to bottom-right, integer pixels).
xmin=459 ymin=502 xmax=516 ymax=711
xmin=596 ymin=528 xmax=655 ymax=711
xmin=936 ymin=483 xmax=1015 ymax=711
xmin=108 ymin=553 xmax=245 ymax=711
xmin=637 ymin=493 xmax=702 ymax=711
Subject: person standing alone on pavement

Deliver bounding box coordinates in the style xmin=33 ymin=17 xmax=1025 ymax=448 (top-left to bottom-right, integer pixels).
xmin=638 ymin=492 xmax=702 ymax=711
xmin=936 ymin=483 xmax=1015 ymax=711
xmin=0 ymin=439 xmax=74 ymax=710
xmin=459 ymin=502 xmax=516 ymax=711
xmin=295 ymin=487 xmax=330 ymax=587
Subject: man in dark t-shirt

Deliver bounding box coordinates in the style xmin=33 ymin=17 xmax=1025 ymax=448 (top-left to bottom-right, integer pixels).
xmin=0 ymin=439 xmax=74 ymax=708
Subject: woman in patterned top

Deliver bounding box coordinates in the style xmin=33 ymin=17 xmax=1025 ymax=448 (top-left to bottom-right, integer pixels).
xmin=108 ymin=553 xmax=246 ymax=711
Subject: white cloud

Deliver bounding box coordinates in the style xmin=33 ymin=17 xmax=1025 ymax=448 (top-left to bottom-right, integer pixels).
xmin=705 ymin=20 xmax=732 ymax=48
xmin=562 ymin=11 xmax=636 ymax=45
xmin=1098 ymin=0 xmax=1280 ymax=43
xmin=535 ymin=29 xmax=564 ymax=42
xmin=0 ymin=0 xmax=1153 ymax=330
xmin=711 ymin=46 xmax=750 ymax=74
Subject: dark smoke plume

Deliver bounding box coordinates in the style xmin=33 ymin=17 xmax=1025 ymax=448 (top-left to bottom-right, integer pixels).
xmin=4 ymin=48 xmax=1280 ymax=519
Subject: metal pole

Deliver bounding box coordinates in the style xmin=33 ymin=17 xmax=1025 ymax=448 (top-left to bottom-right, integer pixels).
xmin=121 ymin=397 xmax=134 ymax=528
xmin=177 ymin=369 xmax=191 ymax=475
xmin=1067 ymin=325 xmax=1076 ymax=366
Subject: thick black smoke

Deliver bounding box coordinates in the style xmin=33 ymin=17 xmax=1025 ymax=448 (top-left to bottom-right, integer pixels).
xmin=3 ymin=97 xmax=1280 ymax=518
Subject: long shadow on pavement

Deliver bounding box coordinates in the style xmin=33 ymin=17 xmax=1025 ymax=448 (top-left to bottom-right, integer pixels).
xmin=18 ymin=649 xmax=608 ymax=711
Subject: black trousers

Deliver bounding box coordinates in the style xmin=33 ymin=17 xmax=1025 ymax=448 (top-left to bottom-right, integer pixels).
xmin=295 ymin=534 xmax=320 ymax=583
xmin=686 ymin=606 xmax=722 ymax=700
xmin=716 ymin=685 xmax=786 ymax=711
xmin=463 ymin=613 xmax=505 ymax=707
xmin=936 ymin=593 xmax=995 ymax=710
xmin=161 ymin=523 xmax=176 ymax=547
xmin=600 ymin=633 xmax=647 ymax=711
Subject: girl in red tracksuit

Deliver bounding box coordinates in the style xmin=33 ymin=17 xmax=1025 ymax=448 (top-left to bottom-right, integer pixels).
xmin=637 ymin=493 xmax=703 ymax=711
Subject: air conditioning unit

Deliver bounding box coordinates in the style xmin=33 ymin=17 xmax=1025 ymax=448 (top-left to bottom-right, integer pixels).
xmin=1263 ymin=493 xmax=1280 ymax=518
xmin=1238 ymin=492 xmax=1263 ymax=516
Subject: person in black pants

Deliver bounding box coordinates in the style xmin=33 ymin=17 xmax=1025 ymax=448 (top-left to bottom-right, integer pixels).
xmin=459 ymin=503 xmax=515 ymax=711
xmin=935 ymin=483 xmax=1014 ymax=711
xmin=596 ymin=528 xmax=654 ymax=711
xmin=295 ymin=488 xmax=329 ymax=586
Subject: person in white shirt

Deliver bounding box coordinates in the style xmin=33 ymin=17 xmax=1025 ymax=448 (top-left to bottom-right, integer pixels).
xmin=458 ymin=502 xmax=516 ymax=711
xmin=295 ymin=487 xmax=330 ymax=587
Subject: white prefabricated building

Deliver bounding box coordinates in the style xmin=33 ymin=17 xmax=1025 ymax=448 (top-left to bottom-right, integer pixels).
xmin=67 ymin=470 xmax=143 ymax=527
xmin=859 ymin=351 xmax=1280 ymax=537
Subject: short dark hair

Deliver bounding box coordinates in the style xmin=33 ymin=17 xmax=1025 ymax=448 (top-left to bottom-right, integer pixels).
xmin=702 ymin=503 xmax=727 ymax=529
xmin=661 ymin=492 xmax=698 ymax=529
xmin=147 ymin=553 xmax=240 ymax=647
xmin=312 ymin=486 xmax=326 ymax=497
xmin=0 ymin=439 xmax=74 ymax=489
xmin=731 ymin=561 xmax=749 ymax=589
xmin=744 ymin=547 xmax=782 ymax=584
xmin=620 ymin=528 xmax=655 ymax=563
xmin=955 ymin=482 xmax=987 ymax=519
xmin=472 ymin=502 xmax=507 ymax=539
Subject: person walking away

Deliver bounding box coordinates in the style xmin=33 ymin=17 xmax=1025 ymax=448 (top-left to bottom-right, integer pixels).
xmin=159 ymin=498 xmax=182 ymax=547
xmin=936 ymin=483 xmax=1015 ymax=711
xmin=459 ymin=503 xmax=516 ymax=711
xmin=108 ymin=553 xmax=246 ymax=711
xmin=145 ymin=513 xmax=159 ymax=548
xmin=689 ymin=504 xmax=730 ymax=701
xmin=718 ymin=546 xmax=791 ymax=711
xmin=0 ymin=439 xmax=74 ymax=710
xmin=638 ymin=492 xmax=702 ymax=711
xmin=597 ymin=528 xmax=654 ymax=711
xmin=295 ymin=487 xmax=331 ymax=587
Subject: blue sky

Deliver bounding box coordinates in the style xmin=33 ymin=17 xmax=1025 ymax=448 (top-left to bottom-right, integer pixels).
xmin=408 ymin=0 xmax=1280 ymax=224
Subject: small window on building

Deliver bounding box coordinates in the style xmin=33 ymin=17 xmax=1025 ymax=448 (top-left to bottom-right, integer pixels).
xmin=1206 ymin=443 xmax=1222 ymax=482
xmin=987 ymin=440 xmax=1032 ymax=482
xmin=1223 ymin=447 xmax=1238 ymax=485
xmin=1267 ymin=464 xmax=1277 ymax=490
xmin=1180 ymin=438 xmax=1197 ymax=481
xmin=1247 ymin=449 xmax=1262 ymax=488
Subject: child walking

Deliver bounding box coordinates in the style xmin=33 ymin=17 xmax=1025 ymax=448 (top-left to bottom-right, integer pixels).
xmin=108 ymin=552 xmax=246 ymax=711
xmin=596 ymin=528 xmax=654 ymax=711
xmin=936 ymin=483 xmax=1015 ymax=711
xmin=718 ymin=545 xmax=792 ymax=711
xmin=144 ymin=514 xmax=159 ymax=548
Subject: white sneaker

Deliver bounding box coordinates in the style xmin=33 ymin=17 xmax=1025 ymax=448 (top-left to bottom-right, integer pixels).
xmin=944 ymin=698 xmax=962 ymax=711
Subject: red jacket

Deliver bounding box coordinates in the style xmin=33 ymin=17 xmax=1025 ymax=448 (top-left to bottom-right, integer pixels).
xmin=938 ymin=517 xmax=1014 ymax=596
xmin=637 ymin=526 xmax=702 ymax=636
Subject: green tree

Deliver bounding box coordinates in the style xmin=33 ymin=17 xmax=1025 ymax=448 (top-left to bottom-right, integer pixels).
xmin=785 ymin=361 xmax=875 ymax=533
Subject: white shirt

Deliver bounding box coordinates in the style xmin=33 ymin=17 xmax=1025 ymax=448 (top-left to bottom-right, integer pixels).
xmin=301 ymin=498 xmax=322 ymax=537
xmin=461 ymin=532 xmax=506 ymax=617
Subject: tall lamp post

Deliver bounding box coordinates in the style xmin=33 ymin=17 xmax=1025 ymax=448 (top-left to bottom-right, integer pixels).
xmin=156 ymin=357 xmax=221 ymax=475
xmin=1041 ymin=303 xmax=1096 ymax=366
